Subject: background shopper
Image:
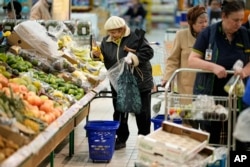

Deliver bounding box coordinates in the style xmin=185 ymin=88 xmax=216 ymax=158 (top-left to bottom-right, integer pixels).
xmin=92 ymin=16 xmax=154 ymax=150
xmin=30 ymin=0 xmax=52 ymax=20
xmin=123 ymin=0 xmax=147 ymax=31
xmin=207 ymin=0 xmax=222 ymax=24
xmin=3 ymin=0 xmax=22 ymax=19
xmin=161 ymin=5 xmax=208 ymax=94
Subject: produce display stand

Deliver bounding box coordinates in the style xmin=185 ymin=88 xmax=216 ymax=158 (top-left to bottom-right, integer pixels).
xmin=1 ymin=78 xmax=109 ymax=167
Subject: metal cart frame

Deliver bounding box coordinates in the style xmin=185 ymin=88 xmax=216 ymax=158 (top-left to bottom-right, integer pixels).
xmin=164 ymin=68 xmax=240 ymax=167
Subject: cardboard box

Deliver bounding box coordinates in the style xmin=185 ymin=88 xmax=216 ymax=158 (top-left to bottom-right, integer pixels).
xmin=7 ymin=31 xmax=33 ymax=50
xmin=137 ymin=146 xmax=214 ymax=167
xmin=137 ymin=121 xmax=210 ymax=163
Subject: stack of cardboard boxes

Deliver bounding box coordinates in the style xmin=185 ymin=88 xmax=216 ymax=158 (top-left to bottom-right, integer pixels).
xmin=136 ymin=121 xmax=214 ymax=166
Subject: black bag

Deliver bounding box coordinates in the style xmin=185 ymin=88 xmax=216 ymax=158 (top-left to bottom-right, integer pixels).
xmin=116 ymin=64 xmax=141 ymax=114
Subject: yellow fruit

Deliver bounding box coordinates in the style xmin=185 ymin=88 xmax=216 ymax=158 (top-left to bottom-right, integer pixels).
xmin=53 ymin=90 xmax=64 ymax=98
xmin=32 ymin=80 xmax=41 ymax=90
xmin=23 ymin=119 xmax=40 ymax=133
xmin=3 ymin=31 xmax=11 ymax=37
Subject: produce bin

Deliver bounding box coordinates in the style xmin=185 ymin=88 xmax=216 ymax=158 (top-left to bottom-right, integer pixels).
xmin=84 ymin=120 xmax=120 ymax=162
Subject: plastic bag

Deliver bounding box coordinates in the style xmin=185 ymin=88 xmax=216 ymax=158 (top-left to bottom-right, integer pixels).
xmin=224 ymin=76 xmax=245 ymax=97
xmin=14 ymin=20 xmax=60 ymax=59
xmin=116 ymin=64 xmax=141 ymax=114
xmin=233 ymin=107 xmax=250 ymax=142
xmin=106 ymin=58 xmax=125 ymax=92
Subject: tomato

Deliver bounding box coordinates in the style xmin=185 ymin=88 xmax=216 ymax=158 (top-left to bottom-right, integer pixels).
xmin=169 ymin=108 xmax=176 ymax=115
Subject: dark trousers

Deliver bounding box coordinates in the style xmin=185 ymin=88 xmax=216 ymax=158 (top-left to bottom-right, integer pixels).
xmin=111 ymin=86 xmax=151 ymax=143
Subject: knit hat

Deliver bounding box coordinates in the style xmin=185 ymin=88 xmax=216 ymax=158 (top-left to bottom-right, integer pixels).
xmin=104 ymin=16 xmax=126 ymax=30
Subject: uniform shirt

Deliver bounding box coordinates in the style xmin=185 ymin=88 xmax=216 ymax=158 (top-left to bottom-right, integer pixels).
xmin=193 ymin=22 xmax=248 ymax=96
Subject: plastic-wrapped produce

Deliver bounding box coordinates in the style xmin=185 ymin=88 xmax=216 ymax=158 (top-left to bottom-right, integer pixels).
xmin=14 ymin=20 xmax=60 ymax=59
xmin=76 ymin=20 xmax=91 ymax=36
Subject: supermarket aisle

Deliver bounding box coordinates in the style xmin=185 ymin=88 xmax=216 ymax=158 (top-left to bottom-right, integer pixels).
xmin=39 ymin=28 xmax=170 ymax=167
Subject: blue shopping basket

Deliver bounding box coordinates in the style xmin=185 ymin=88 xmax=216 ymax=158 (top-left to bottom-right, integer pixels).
xmin=84 ymin=120 xmax=120 ymax=162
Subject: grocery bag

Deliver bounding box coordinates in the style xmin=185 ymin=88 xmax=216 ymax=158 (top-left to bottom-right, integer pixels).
xmin=116 ymin=64 xmax=141 ymax=114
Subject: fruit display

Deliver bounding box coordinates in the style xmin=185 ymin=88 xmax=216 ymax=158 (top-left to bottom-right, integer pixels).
xmin=0 ymin=19 xmax=107 ymax=166
xmin=0 ymin=73 xmax=64 ymax=132
xmin=31 ymin=70 xmax=84 ymax=100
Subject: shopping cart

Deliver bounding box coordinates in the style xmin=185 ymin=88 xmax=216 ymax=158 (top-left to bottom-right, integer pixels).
xmin=149 ymin=42 xmax=168 ymax=86
xmin=164 ymin=68 xmax=239 ymax=167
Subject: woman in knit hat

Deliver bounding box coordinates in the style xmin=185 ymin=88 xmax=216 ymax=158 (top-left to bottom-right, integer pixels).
xmin=162 ymin=5 xmax=208 ymax=95
xmin=92 ymin=16 xmax=154 ymax=150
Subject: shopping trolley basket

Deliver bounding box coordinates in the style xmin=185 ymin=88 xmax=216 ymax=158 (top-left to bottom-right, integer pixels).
xmin=164 ymin=68 xmax=239 ymax=167
xmin=149 ymin=42 xmax=168 ymax=86
xmin=164 ymin=28 xmax=177 ymax=57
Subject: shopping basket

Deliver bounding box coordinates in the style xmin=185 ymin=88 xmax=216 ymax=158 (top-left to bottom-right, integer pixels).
xmin=165 ymin=68 xmax=239 ymax=167
xmin=84 ymin=120 xmax=120 ymax=162
xmin=151 ymin=114 xmax=165 ymax=130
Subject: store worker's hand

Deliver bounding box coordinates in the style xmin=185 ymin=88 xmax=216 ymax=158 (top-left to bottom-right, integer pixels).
xmin=234 ymin=68 xmax=247 ymax=79
xmin=213 ymin=64 xmax=227 ymax=78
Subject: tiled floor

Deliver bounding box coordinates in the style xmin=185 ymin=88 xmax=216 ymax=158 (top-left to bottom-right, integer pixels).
xmin=38 ymin=28 xmax=171 ymax=167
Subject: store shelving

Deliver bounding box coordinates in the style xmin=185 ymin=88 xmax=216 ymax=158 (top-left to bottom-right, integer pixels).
xmin=151 ymin=0 xmax=177 ymax=28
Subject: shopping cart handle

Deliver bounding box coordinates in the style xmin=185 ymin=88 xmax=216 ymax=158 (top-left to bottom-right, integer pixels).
xmin=149 ymin=41 xmax=160 ymax=45
xmin=155 ymin=84 xmax=165 ymax=92
xmin=165 ymin=68 xmax=236 ymax=94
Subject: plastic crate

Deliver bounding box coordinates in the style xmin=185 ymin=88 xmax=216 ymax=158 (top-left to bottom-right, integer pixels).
xmin=151 ymin=114 xmax=165 ymax=130
xmin=84 ymin=120 xmax=120 ymax=162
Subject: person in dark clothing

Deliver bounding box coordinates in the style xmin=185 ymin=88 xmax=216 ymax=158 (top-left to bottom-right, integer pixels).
xmin=207 ymin=0 xmax=222 ymax=24
xmin=188 ymin=0 xmax=250 ymax=145
xmin=3 ymin=1 xmax=22 ymax=19
xmin=123 ymin=0 xmax=147 ymax=31
xmin=92 ymin=16 xmax=154 ymax=150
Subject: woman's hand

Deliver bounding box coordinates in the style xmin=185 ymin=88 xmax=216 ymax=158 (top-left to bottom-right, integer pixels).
xmin=124 ymin=45 xmax=136 ymax=53
xmin=92 ymin=50 xmax=101 ymax=58
xmin=161 ymin=80 xmax=167 ymax=87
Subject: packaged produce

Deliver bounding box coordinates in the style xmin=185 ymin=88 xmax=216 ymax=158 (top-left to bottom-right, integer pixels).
xmin=14 ymin=20 xmax=60 ymax=59
xmin=63 ymin=20 xmax=76 ymax=35
xmin=224 ymin=60 xmax=245 ymax=96
xmin=76 ymin=20 xmax=91 ymax=36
